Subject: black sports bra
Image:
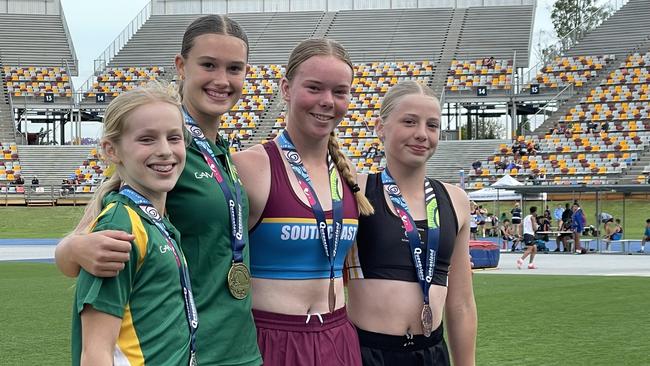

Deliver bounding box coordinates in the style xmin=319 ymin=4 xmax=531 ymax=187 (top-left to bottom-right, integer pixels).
xmin=350 ymin=174 xmax=458 ymax=286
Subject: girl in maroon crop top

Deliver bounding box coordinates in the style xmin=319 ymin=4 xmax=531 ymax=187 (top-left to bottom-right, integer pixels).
xmin=233 ymin=39 xmax=374 ymax=366
xmin=345 ymin=81 xmax=477 ymax=366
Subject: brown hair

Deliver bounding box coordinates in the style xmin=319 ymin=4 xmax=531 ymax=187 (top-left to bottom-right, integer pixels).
xmin=285 ymin=38 xmax=373 ymax=215
xmin=75 ymin=82 xmax=182 ymax=233
xmin=177 ymin=15 xmax=249 ymax=96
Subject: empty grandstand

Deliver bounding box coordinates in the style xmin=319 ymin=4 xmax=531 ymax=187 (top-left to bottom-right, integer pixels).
xmin=4 ymin=0 xmax=650 ymax=206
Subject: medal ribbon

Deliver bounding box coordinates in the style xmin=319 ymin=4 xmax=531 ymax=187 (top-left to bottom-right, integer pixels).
xmin=381 ymin=169 xmax=440 ymax=306
xmin=183 ymin=109 xmax=246 ymax=264
xmin=119 ymin=186 xmax=198 ymax=364
xmin=277 ymin=130 xmax=344 ymax=282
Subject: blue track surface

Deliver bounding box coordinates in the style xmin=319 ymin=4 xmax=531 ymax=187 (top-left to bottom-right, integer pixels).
xmin=0 ymin=238 xmax=59 ymax=246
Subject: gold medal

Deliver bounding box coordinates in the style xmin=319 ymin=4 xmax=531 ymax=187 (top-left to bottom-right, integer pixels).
xmin=227 ymin=262 xmax=251 ymax=300
xmin=421 ymin=303 xmax=433 ymax=337
xmin=328 ymin=278 xmax=336 ymax=314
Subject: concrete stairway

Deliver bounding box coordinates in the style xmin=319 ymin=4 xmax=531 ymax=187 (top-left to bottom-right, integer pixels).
xmin=430 ymin=8 xmax=466 ymax=97
xmin=426 ymin=139 xmax=509 ymax=184
xmin=532 ymin=58 xmax=623 ymax=136
xmin=16 ymin=145 xmax=93 ymax=185
xmin=0 ymin=59 xmax=15 ymax=143
xmin=619 ymin=146 xmax=650 ymax=184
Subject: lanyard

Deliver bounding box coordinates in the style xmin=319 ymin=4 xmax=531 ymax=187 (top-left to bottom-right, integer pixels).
xmin=119 ymin=186 xmax=198 ymax=364
xmin=277 ymin=130 xmax=344 ymax=281
xmin=381 ymin=169 xmax=440 ymax=305
xmin=183 ymin=108 xmax=246 ymax=264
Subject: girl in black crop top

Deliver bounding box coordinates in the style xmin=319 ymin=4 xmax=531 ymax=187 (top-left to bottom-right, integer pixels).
xmin=345 ymin=81 xmax=477 ymax=366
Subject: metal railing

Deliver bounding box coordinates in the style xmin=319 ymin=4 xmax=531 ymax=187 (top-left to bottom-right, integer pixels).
xmin=527 ymin=83 xmax=574 ymax=132
xmin=0 ymin=183 xmax=100 ymax=206
xmin=76 ymin=1 xmax=153 ymax=98
xmin=521 ymin=0 xmax=630 ymax=88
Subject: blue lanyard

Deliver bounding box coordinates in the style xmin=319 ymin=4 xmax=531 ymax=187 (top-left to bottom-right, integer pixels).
xmin=277 ymin=130 xmax=344 ymax=281
xmin=183 ymin=109 xmax=246 ymax=264
xmin=119 ymin=186 xmax=198 ymax=364
xmin=381 ymin=169 xmax=440 ymax=305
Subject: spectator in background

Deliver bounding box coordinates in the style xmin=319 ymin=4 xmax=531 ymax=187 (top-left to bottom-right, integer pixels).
xmin=478 ymin=205 xmax=488 ymax=237
xmin=229 ymin=134 xmax=241 ymax=152
xmin=12 ymin=175 xmax=24 ymax=186
xmin=639 ymin=219 xmax=650 ymax=253
xmin=486 ymin=213 xmax=499 ymax=237
xmin=572 ymin=201 xmax=587 ymax=254
xmin=470 ymin=202 xmax=479 ymax=240
xmin=365 ymin=145 xmax=378 ymax=160
xmin=483 ymin=56 xmax=496 ymax=68
xmin=60 ymin=179 xmax=72 ymax=196
xmin=516 ymin=206 xmax=538 ymax=269
xmin=500 ymin=219 xmax=520 ymax=252
xmin=31 ymin=176 xmax=40 ymax=192
xmin=603 ymin=217 xmax=623 ymax=251
xmin=586 ymin=122 xmax=598 ymax=134
xmin=556 ymin=219 xmax=573 ymax=252
xmin=472 ymin=160 xmax=482 ymax=174
xmin=601 ymin=121 xmax=610 ymax=132
xmin=553 ymin=204 xmax=564 ymax=227
xmin=511 ymin=202 xmax=522 ymax=237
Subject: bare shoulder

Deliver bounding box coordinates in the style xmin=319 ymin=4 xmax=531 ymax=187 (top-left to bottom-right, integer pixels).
xmin=440 ymin=182 xmax=470 ymax=226
xmin=233 ymin=144 xmax=269 ymax=176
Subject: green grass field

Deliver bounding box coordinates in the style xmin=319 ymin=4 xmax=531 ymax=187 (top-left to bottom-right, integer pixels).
xmin=474 ymin=198 xmax=650 ymax=239
xmin=0 ymin=206 xmax=85 ymax=238
xmin=1 ymin=263 xmax=647 ymax=366
xmin=2 ymin=200 xmax=649 ymax=239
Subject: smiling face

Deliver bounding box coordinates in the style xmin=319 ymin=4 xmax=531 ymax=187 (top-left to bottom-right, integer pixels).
xmin=281 ymin=55 xmax=352 ymax=141
xmin=104 ymin=102 xmax=186 ymax=204
xmin=376 ymin=94 xmax=441 ymax=169
xmin=175 ymin=33 xmax=248 ymax=123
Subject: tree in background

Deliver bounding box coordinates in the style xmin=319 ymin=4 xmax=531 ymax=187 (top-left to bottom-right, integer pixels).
xmin=540 ymin=0 xmax=611 ymax=63
xmin=461 ymin=118 xmax=506 ymax=140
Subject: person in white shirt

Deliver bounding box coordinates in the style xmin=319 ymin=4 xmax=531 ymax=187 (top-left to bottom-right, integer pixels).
xmin=516 ymin=206 xmax=538 ymax=269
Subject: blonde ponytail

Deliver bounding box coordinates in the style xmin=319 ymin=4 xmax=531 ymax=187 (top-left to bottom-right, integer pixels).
xmin=328 ymin=133 xmax=374 ymax=216
xmin=74 ymin=172 xmax=122 ymax=234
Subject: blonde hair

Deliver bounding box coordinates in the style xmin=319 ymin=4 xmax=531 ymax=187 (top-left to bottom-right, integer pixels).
xmin=284 ymin=38 xmax=373 ymax=215
xmin=379 ymin=80 xmax=439 ymax=122
xmin=75 ymin=82 xmax=182 ymax=233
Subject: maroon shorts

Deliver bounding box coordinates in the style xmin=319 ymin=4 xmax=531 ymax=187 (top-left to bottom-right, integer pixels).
xmin=253 ymin=307 xmax=362 ymax=366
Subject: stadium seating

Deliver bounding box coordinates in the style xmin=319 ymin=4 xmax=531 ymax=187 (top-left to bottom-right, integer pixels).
xmin=4 ymin=66 xmax=72 ymax=97
xmin=530 ymin=55 xmax=614 ymax=89
xmin=84 ymin=66 xmax=165 ymax=99
xmin=0 ymin=142 xmax=22 ymax=189
xmin=468 ymin=50 xmax=650 ymax=188
xmin=446 ymin=59 xmax=513 ymax=90
xmin=71 ymin=147 xmax=106 ymax=189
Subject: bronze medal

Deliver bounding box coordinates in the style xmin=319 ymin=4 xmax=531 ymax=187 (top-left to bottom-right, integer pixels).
xmin=421 ymin=303 xmax=433 ymax=337
xmin=328 ymin=278 xmax=336 ymax=314
xmin=227 ymin=262 xmax=251 ymax=300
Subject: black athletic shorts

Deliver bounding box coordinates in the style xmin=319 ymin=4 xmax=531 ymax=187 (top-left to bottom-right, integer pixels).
xmin=523 ymin=233 xmax=536 ymax=246
xmin=357 ymin=324 xmax=450 ymax=366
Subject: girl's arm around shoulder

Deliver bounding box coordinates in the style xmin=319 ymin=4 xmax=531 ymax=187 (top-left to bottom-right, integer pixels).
xmin=442 ymin=182 xmax=477 ymax=366
xmin=80 ymin=305 xmax=122 ymax=366
xmin=233 ymin=144 xmax=272 ymax=229
xmin=55 ymin=231 xmax=133 ymax=278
